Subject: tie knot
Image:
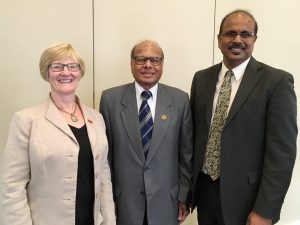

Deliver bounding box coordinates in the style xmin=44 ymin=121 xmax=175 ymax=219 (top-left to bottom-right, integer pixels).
xmin=141 ymin=91 xmax=152 ymax=100
xmin=225 ymin=69 xmax=234 ymax=78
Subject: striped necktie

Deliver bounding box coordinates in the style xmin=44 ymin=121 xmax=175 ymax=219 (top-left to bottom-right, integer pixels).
xmin=203 ymin=69 xmax=233 ymax=180
xmin=139 ymin=91 xmax=153 ymax=158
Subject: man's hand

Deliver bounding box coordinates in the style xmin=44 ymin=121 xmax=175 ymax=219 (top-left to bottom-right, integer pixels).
xmin=246 ymin=210 xmax=272 ymax=225
xmin=177 ymin=202 xmax=190 ymax=224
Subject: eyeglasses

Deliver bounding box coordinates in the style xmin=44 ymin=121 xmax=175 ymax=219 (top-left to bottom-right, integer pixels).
xmin=49 ymin=63 xmax=80 ymax=72
xmin=221 ymin=31 xmax=256 ymax=39
xmin=132 ymin=56 xmax=163 ymax=66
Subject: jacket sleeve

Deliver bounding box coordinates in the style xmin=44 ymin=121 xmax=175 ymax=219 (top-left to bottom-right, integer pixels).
xmin=2 ymin=112 xmax=33 ymax=225
xmin=99 ymin=152 xmax=116 ymax=225
xmin=253 ymin=73 xmax=297 ymax=223
xmin=178 ymin=93 xmax=193 ymax=205
xmin=99 ymin=91 xmax=113 ymax=167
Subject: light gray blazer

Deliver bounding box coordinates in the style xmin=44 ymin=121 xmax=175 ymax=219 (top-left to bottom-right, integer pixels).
xmin=100 ymin=83 xmax=193 ymax=225
xmin=2 ymin=97 xmax=116 ymax=225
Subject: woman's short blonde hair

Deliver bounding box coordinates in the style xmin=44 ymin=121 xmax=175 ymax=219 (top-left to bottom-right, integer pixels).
xmin=39 ymin=43 xmax=85 ymax=81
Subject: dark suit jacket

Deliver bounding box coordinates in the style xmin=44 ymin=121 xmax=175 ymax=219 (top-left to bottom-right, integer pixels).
xmin=190 ymin=57 xmax=297 ymax=224
xmin=100 ymin=83 xmax=193 ymax=225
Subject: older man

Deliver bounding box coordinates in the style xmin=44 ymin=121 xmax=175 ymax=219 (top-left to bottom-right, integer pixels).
xmin=100 ymin=40 xmax=193 ymax=225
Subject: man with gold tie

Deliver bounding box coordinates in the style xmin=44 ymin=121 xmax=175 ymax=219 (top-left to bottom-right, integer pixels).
xmin=190 ymin=9 xmax=297 ymax=225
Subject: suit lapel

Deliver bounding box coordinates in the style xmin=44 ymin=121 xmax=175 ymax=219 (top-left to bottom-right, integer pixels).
xmin=120 ymin=84 xmax=145 ymax=162
xmin=46 ymin=97 xmax=100 ymax=156
xmin=226 ymin=57 xmax=262 ymax=126
xmin=206 ymin=64 xmax=221 ymax=128
xmin=146 ymin=84 xmax=171 ymax=165
xmin=45 ymin=98 xmax=77 ymax=143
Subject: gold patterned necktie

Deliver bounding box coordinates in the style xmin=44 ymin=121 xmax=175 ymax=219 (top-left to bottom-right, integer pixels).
xmin=203 ymin=69 xmax=233 ymax=180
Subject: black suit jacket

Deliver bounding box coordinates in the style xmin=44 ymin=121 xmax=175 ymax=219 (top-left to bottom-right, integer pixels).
xmin=190 ymin=57 xmax=297 ymax=224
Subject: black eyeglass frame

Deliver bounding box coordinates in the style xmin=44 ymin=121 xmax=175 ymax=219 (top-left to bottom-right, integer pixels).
xmin=221 ymin=31 xmax=257 ymax=39
xmin=48 ymin=63 xmax=81 ymax=72
xmin=132 ymin=56 xmax=163 ymax=66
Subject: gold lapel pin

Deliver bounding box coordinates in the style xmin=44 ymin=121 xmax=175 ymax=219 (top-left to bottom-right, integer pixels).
xmin=161 ymin=114 xmax=167 ymax=120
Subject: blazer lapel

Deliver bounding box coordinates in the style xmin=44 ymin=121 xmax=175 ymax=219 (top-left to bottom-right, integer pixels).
xmin=226 ymin=57 xmax=262 ymax=126
xmin=120 ymin=84 xmax=145 ymax=162
xmin=145 ymin=84 xmax=171 ymax=165
xmin=206 ymin=64 xmax=221 ymax=128
xmin=44 ymin=97 xmax=77 ymax=143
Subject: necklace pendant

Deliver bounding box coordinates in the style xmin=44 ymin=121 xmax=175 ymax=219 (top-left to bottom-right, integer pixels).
xmin=70 ymin=113 xmax=78 ymax=122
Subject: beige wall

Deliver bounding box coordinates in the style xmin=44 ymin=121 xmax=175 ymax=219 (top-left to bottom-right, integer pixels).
xmin=0 ymin=1 xmax=299 ymax=225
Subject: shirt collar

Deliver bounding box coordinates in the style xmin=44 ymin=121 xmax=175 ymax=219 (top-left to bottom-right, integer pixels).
xmin=134 ymin=82 xmax=158 ymax=100
xmin=221 ymin=57 xmax=251 ymax=82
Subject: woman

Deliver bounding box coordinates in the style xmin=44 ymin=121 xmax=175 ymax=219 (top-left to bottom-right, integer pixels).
xmin=2 ymin=43 xmax=116 ymax=225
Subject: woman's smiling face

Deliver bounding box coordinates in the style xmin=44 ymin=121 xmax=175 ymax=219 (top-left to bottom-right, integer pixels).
xmin=48 ymin=59 xmax=81 ymax=96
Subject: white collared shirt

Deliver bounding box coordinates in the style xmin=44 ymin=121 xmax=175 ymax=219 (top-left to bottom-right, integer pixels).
xmin=135 ymin=82 xmax=158 ymax=120
xmin=211 ymin=57 xmax=251 ymax=122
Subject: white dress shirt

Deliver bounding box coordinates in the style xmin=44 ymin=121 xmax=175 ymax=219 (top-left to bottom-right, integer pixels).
xmin=211 ymin=57 xmax=251 ymax=122
xmin=135 ymin=82 xmax=158 ymax=120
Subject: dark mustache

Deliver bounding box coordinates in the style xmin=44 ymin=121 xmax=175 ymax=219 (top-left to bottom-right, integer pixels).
xmin=141 ymin=70 xmax=155 ymax=73
xmin=229 ymin=43 xmax=246 ymax=50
